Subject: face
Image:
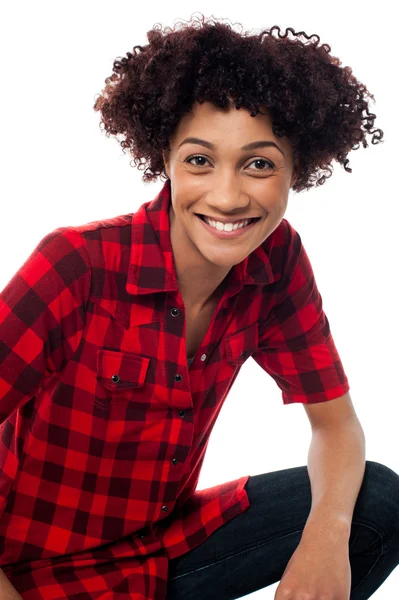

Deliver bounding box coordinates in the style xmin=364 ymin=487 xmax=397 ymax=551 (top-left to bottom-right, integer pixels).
xmin=162 ymin=100 xmax=297 ymax=270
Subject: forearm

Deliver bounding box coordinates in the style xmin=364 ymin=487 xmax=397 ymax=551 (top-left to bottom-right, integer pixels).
xmin=0 ymin=569 xmax=23 ymax=599
xmin=303 ymin=419 xmax=366 ymax=542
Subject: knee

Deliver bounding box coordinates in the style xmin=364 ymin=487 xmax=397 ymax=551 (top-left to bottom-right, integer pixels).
xmin=362 ymin=460 xmax=399 ymax=545
xmin=365 ymin=460 xmax=399 ymax=490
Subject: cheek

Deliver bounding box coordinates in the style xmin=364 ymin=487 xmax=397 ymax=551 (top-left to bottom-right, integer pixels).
xmin=263 ymin=193 xmax=288 ymax=219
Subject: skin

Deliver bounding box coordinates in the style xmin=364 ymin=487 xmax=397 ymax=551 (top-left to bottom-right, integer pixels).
xmin=0 ymin=570 xmax=22 ymax=598
xmin=162 ymin=100 xmax=297 ymax=313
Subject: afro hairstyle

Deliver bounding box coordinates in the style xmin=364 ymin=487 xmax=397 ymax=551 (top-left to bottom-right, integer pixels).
xmin=93 ymin=13 xmax=384 ymax=193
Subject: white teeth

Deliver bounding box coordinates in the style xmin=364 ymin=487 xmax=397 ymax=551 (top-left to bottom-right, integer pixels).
xmin=203 ymin=217 xmax=251 ymax=231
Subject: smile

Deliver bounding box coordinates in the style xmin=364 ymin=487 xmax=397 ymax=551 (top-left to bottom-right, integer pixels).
xmin=196 ymin=214 xmax=261 ymax=239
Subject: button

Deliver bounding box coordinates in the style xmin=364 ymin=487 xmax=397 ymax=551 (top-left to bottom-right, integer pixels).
xmin=139 ymin=534 xmax=145 ymax=539
xmin=171 ymin=458 xmax=179 ymax=465
xmin=200 ymin=354 xmax=206 ymax=361
xmin=111 ymin=374 xmax=120 ymax=383
xmin=240 ymin=351 xmax=245 ymax=358
xmin=178 ymin=410 xmax=186 ymax=418
xmin=161 ymin=505 xmax=169 ymax=512
xmin=174 ymin=374 xmax=182 ymax=382
xmin=171 ymin=308 xmax=179 ymax=317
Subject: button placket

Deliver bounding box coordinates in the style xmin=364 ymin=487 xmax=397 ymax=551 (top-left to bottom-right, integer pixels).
xmin=170 ymin=306 xmax=188 ymax=470
xmin=170 ymin=306 xmax=186 ymax=383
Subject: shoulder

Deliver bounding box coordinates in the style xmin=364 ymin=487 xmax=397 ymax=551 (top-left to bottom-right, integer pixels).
xmin=68 ymin=213 xmax=133 ymax=237
xmin=50 ymin=213 xmax=134 ymax=266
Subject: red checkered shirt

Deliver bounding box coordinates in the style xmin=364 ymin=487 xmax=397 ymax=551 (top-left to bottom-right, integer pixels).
xmin=0 ymin=180 xmax=350 ymax=599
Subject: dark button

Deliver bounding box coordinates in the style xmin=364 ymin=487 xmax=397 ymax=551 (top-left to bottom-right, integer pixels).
xmin=240 ymin=352 xmax=245 ymax=358
xmin=178 ymin=410 xmax=186 ymax=418
xmin=138 ymin=534 xmax=145 ymax=539
xmin=111 ymin=374 xmax=120 ymax=383
xmin=172 ymin=458 xmax=179 ymax=465
xmin=171 ymin=308 xmax=179 ymax=317
xmin=174 ymin=374 xmax=182 ymax=382
xmin=161 ymin=505 xmax=168 ymax=512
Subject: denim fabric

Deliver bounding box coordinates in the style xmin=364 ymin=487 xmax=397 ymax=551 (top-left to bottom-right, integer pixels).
xmin=165 ymin=460 xmax=399 ymax=599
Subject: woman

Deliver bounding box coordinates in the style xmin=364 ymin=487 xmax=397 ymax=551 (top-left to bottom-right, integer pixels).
xmin=0 ymin=13 xmax=398 ymax=600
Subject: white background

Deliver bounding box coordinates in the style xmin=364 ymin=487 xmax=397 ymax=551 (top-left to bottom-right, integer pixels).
xmin=1 ymin=1 xmax=398 ymax=598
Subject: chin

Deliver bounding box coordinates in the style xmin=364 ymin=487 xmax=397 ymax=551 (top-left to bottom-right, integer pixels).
xmin=200 ymin=247 xmax=251 ymax=268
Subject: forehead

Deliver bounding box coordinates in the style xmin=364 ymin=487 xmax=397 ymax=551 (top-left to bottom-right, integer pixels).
xmin=171 ymin=100 xmax=292 ymax=155
xmin=175 ymin=100 xmax=273 ymax=133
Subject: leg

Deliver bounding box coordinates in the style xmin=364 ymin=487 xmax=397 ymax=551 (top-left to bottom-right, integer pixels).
xmin=165 ymin=460 xmax=399 ymax=600
xmin=347 ymin=460 xmax=399 ymax=599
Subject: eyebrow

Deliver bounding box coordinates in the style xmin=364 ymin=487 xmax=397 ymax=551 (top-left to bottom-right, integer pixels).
xmin=177 ymin=136 xmax=285 ymax=157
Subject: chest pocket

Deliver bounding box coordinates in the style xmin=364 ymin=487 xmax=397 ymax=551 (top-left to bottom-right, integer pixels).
xmin=96 ymin=348 xmax=150 ymax=396
xmin=224 ymin=321 xmax=259 ymax=366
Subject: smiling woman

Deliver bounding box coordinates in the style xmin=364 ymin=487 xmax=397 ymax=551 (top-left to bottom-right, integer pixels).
xmin=92 ymin=12 xmax=384 ymax=311
xmin=1 ymin=11 xmax=397 ymax=600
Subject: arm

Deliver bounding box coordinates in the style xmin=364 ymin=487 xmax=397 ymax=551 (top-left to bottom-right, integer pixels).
xmin=0 ymin=569 xmax=22 ymax=599
xmin=0 ymin=228 xmax=91 ymax=522
xmin=275 ymin=400 xmax=366 ymax=598
xmin=302 ymin=401 xmax=366 ymax=542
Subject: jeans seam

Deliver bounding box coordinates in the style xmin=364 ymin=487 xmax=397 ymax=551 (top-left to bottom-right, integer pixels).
xmin=170 ymin=520 xmax=389 ymax=583
xmin=349 ymin=519 xmax=386 ymax=595
xmin=351 ymin=519 xmax=389 ymax=552
xmin=169 ymin=528 xmax=304 ymax=581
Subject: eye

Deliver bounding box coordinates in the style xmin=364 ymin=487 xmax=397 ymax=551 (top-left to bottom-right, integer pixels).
xmin=248 ymin=158 xmax=275 ymax=172
xmin=185 ymin=155 xmax=275 ymax=172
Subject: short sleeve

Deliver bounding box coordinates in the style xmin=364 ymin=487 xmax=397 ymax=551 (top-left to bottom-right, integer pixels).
xmin=0 ymin=227 xmax=91 ymax=423
xmin=252 ymin=223 xmax=350 ymax=405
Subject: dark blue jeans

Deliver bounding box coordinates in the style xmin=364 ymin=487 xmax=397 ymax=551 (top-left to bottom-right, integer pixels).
xmin=165 ymin=460 xmax=399 ymax=599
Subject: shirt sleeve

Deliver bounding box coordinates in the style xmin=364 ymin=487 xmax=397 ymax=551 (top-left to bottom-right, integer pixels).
xmin=0 ymin=227 xmax=91 ymax=518
xmin=252 ymin=222 xmax=350 ymax=405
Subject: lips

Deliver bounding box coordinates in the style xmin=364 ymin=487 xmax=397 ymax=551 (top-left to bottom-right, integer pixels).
xmin=196 ymin=214 xmax=260 ymax=225
xmin=195 ymin=213 xmax=263 ymax=239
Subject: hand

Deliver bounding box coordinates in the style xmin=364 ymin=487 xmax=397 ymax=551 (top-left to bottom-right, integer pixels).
xmin=0 ymin=569 xmax=23 ymax=599
xmin=274 ymin=530 xmax=351 ymax=600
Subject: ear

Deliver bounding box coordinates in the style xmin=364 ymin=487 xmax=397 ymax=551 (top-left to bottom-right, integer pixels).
xmin=162 ymin=149 xmax=170 ymax=179
xmin=290 ymin=155 xmax=300 ymax=187
xmin=290 ymin=164 xmax=299 ymax=187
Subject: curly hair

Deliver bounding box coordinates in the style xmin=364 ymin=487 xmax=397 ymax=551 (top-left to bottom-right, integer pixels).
xmin=93 ymin=13 xmax=384 ymax=193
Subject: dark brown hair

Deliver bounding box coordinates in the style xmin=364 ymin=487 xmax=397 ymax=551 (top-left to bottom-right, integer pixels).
xmin=93 ymin=13 xmax=384 ymax=193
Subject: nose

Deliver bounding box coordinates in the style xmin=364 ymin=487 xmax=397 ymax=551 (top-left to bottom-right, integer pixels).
xmin=206 ymin=186 xmax=251 ymax=215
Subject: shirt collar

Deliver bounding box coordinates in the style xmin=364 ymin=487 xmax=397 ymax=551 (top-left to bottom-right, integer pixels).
xmin=127 ymin=179 xmax=275 ymax=298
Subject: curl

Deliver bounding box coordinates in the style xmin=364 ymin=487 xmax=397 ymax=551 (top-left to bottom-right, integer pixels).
xmin=93 ymin=12 xmax=384 ymax=192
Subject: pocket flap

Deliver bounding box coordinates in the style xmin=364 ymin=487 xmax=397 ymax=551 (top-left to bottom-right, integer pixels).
xmin=224 ymin=322 xmax=259 ymax=365
xmin=96 ymin=349 xmax=150 ymax=391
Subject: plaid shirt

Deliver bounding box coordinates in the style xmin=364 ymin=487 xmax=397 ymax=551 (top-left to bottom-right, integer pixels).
xmin=0 ymin=180 xmax=350 ymax=598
